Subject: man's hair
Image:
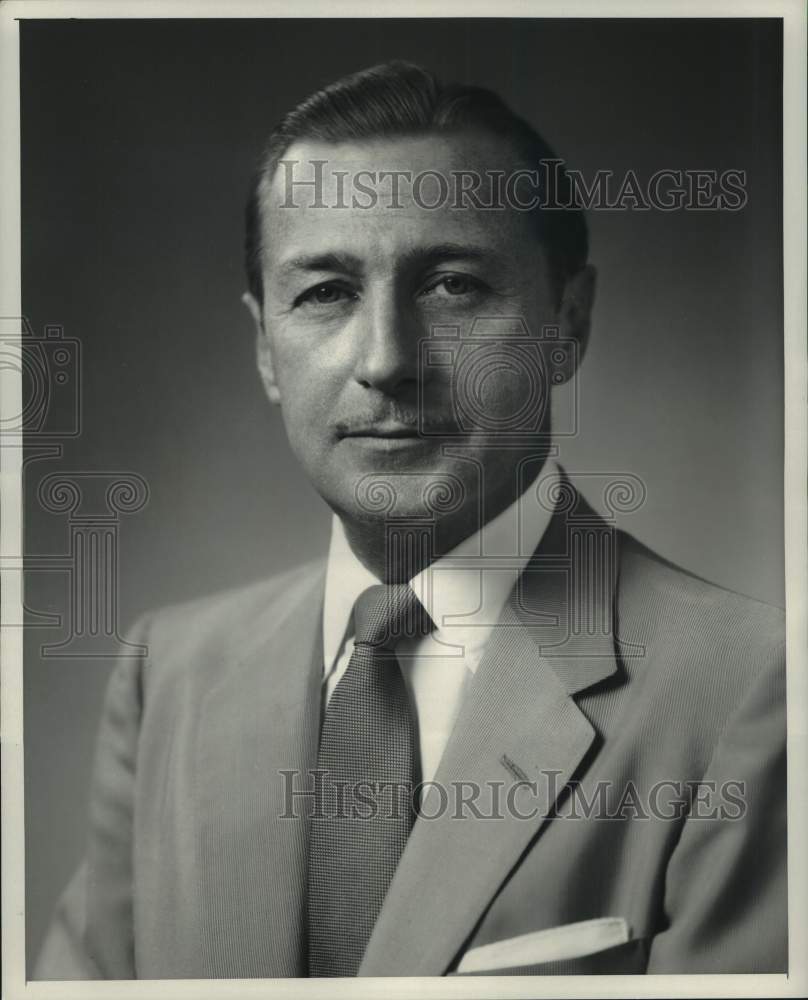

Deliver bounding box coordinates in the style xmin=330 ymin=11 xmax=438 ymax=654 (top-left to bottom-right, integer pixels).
xmin=245 ymin=60 xmax=588 ymax=305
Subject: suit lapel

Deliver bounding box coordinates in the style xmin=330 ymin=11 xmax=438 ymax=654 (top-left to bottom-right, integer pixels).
xmin=359 ymin=497 xmax=621 ymax=977
xmin=196 ymin=566 xmax=325 ymax=977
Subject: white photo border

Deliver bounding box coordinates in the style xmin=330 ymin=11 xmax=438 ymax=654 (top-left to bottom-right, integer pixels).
xmin=1 ymin=2 xmax=805 ymax=998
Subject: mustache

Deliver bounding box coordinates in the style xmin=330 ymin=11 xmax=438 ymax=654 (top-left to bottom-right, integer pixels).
xmin=334 ymin=405 xmax=458 ymax=435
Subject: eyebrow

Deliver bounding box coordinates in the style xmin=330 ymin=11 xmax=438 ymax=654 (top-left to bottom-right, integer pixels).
xmin=405 ymin=243 xmax=497 ymax=268
xmin=276 ymin=251 xmax=363 ymax=278
xmin=275 ymin=242 xmax=499 ymax=279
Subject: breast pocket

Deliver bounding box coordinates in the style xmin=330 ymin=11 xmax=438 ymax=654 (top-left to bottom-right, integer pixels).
xmin=451 ymin=937 xmax=649 ymax=976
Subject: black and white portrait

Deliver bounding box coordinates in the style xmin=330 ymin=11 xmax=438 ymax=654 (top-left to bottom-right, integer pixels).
xmin=3 ymin=7 xmax=805 ymax=996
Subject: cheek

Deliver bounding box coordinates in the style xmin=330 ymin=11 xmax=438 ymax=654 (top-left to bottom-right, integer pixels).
xmin=271 ymin=329 xmax=324 ymax=397
xmin=271 ymin=340 xmax=341 ymax=449
xmin=271 ymin=316 xmax=359 ymax=406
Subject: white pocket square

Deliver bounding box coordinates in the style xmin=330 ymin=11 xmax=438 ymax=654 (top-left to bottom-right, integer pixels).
xmin=456 ymin=917 xmax=631 ymax=973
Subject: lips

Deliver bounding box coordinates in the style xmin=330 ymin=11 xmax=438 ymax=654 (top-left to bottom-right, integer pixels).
xmin=340 ymin=421 xmax=421 ymax=439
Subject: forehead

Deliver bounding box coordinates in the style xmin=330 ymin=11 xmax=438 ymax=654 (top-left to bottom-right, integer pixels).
xmin=260 ymin=133 xmax=536 ymax=270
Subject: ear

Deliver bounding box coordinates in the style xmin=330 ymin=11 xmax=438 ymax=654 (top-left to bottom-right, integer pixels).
xmin=242 ymin=291 xmax=281 ymax=405
xmin=554 ymin=264 xmax=596 ymax=383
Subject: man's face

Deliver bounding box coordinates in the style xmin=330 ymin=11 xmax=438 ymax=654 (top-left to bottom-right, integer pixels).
xmin=247 ymin=132 xmax=593 ymax=528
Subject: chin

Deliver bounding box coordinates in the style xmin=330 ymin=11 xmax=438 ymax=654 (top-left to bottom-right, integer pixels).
xmin=342 ymin=470 xmax=470 ymax=525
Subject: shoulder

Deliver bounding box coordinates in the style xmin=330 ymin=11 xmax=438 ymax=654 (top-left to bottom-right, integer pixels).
xmin=90 ymin=559 xmax=326 ymax=770
xmin=614 ymin=532 xmax=784 ymax=748
xmin=618 ymin=531 xmax=784 ymax=654
xmin=127 ymin=557 xmax=326 ymax=688
xmin=144 ymin=557 xmax=324 ymax=638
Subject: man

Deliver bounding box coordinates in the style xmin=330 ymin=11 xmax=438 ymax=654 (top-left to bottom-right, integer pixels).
xmin=35 ymin=61 xmax=786 ymax=979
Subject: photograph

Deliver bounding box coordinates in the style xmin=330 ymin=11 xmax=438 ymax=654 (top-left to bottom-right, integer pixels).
xmin=2 ymin=6 xmax=805 ymax=996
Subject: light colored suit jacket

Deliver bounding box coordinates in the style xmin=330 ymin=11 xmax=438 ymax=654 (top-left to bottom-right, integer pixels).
xmin=35 ymin=493 xmax=787 ymax=978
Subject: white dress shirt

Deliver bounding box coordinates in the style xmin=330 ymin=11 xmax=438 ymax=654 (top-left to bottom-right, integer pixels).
xmin=322 ymin=459 xmax=559 ymax=785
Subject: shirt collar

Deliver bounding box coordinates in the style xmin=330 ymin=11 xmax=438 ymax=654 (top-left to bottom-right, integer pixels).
xmin=322 ymin=458 xmax=560 ymax=675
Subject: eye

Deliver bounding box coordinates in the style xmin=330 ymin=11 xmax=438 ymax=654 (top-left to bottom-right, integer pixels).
xmin=422 ymin=273 xmax=486 ymax=298
xmin=441 ymin=275 xmax=475 ymax=296
xmin=294 ymin=282 xmax=357 ymax=308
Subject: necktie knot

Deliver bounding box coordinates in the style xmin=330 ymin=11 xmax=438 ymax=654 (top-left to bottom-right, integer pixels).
xmin=353 ymin=583 xmax=432 ymax=650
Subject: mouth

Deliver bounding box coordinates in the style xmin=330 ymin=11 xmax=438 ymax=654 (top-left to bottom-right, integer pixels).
xmin=338 ymin=423 xmax=429 ymax=451
xmin=340 ymin=421 xmax=422 ymax=439
xmin=346 ymin=430 xmax=420 ymax=440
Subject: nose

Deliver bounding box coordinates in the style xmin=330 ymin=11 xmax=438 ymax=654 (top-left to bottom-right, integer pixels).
xmin=352 ymin=286 xmax=420 ymax=396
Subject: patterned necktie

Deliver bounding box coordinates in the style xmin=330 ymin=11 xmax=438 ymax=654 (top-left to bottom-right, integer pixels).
xmin=307 ymin=583 xmax=431 ymax=977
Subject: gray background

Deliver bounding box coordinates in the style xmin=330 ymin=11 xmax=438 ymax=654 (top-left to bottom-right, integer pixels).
xmin=21 ymin=18 xmax=783 ymax=971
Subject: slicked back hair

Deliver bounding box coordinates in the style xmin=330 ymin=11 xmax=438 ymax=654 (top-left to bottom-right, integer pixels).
xmin=244 ymin=61 xmax=588 ymax=306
